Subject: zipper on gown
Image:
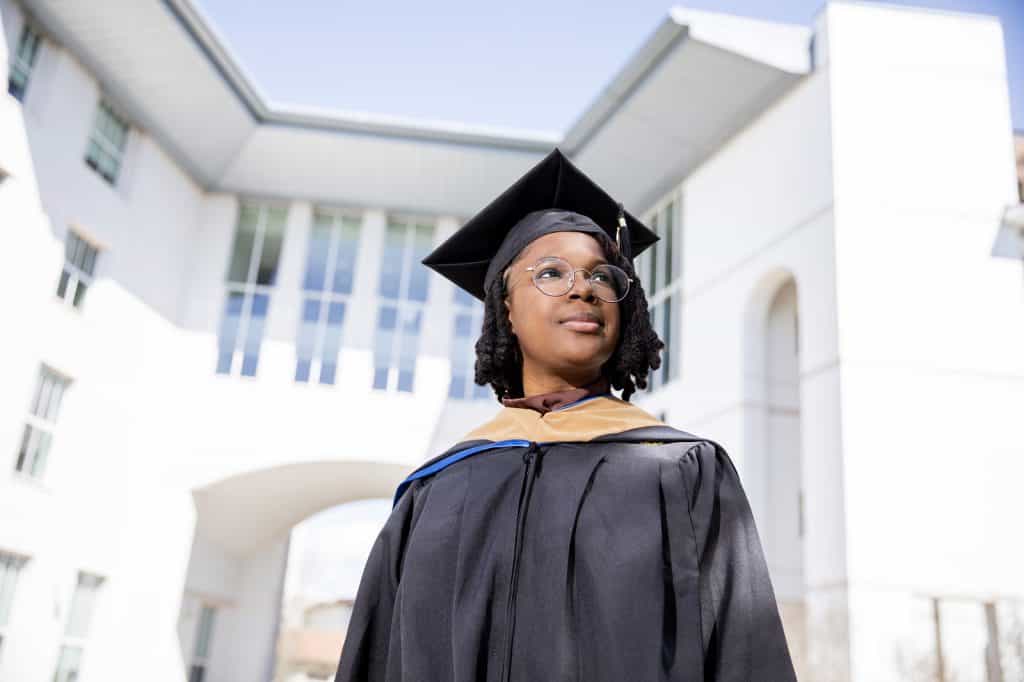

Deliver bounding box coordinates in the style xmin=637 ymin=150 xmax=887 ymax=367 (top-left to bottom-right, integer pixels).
xmin=499 ymin=440 xmax=543 ymax=682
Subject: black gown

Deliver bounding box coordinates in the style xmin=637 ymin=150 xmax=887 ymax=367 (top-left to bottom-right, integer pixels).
xmin=334 ymin=395 xmax=796 ymax=681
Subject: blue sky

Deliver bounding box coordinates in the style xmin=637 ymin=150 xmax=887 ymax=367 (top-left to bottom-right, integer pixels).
xmin=194 ymin=0 xmax=1022 ymax=135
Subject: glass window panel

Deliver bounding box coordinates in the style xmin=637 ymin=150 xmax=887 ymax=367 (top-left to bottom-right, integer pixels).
xmin=53 ymin=644 xmax=83 ymax=682
xmin=332 ymin=217 xmax=360 ymax=295
xmin=294 ymin=299 xmax=320 ymax=382
xmin=66 ymin=573 xmax=102 ymax=638
xmin=397 ymin=369 xmax=414 ymax=393
xmin=8 ymin=25 xmax=40 ymax=101
xmin=377 ymin=306 xmax=397 ymax=331
xmin=406 ymin=223 xmax=433 ymax=302
xmin=29 ymin=429 xmax=51 ymax=477
xmin=319 ymin=362 xmax=337 ymax=386
xmin=8 ymin=72 xmax=27 ymax=100
xmin=378 ymin=221 xmax=406 ymax=300
xmin=397 ymin=308 xmax=422 ymax=392
xmin=241 ymin=294 xmax=269 ymax=376
xmin=473 ymin=382 xmax=490 ymax=400
xmin=663 ymin=294 xmax=673 ymax=381
xmin=227 ymin=207 xmax=259 ymax=283
xmin=648 ymin=214 xmax=659 ymax=293
xmin=30 ymin=371 xmax=51 ymax=418
xmin=664 ymin=201 xmax=675 ymax=285
xmin=30 ymin=367 xmax=68 ymax=423
xmin=0 ymin=554 xmax=26 ymax=627
xmin=373 ymin=306 xmax=397 ymax=389
xmin=57 ymin=268 xmax=71 ymax=299
xmin=66 ymin=233 xmax=82 ymax=267
xmin=14 ymin=424 xmax=32 ymax=472
xmin=81 ymin=241 xmax=98 ymax=276
xmin=256 ymin=207 xmax=287 ymax=286
xmin=455 ymin=313 xmax=473 ymax=338
xmin=44 ymin=376 xmax=66 ymax=422
xmin=16 ymin=25 xmax=41 ymax=65
xmin=72 ymin=280 xmax=88 ymax=308
xmin=216 ymin=292 xmax=244 ymax=374
xmin=188 ymin=664 xmax=207 ymax=682
xmin=453 ymin=285 xmax=475 ymax=308
xmin=302 ymin=219 xmax=331 ymax=292
xmin=448 ymin=375 xmax=464 ymax=399
xmin=85 ymin=102 xmax=128 ymax=185
xmin=319 ymin=302 xmax=346 ymax=385
xmin=194 ymin=606 xmax=216 ymax=659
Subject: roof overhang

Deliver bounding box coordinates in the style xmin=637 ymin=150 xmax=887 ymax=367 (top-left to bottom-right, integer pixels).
xmin=20 ymin=0 xmax=811 ymax=214
xmin=566 ymin=7 xmax=811 ymax=211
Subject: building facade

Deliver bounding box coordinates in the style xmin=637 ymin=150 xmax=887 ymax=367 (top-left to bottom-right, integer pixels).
xmin=1 ymin=1 xmax=1022 ymax=681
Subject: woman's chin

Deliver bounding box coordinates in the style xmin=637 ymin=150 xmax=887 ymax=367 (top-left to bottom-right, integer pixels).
xmin=549 ymin=346 xmax=611 ymax=371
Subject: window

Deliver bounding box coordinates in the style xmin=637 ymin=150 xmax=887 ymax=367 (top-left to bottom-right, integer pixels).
xmin=14 ymin=365 xmax=70 ymax=479
xmin=84 ymin=100 xmax=129 ymax=185
xmin=639 ymin=195 xmax=682 ymax=392
xmin=372 ymin=218 xmax=434 ymax=393
xmin=216 ymin=203 xmax=287 ymax=377
xmin=295 ymin=210 xmax=362 ymax=384
xmin=53 ymin=571 xmax=104 ymax=682
xmin=7 ymin=23 xmax=41 ymax=101
xmin=0 ymin=552 xmax=28 ymax=662
xmin=448 ymin=286 xmax=489 ymax=400
xmin=56 ymin=231 xmax=99 ymax=309
xmin=188 ymin=604 xmax=217 ymax=682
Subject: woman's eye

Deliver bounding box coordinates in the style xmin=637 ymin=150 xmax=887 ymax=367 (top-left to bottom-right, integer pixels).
xmin=592 ymin=272 xmax=611 ymax=283
xmin=538 ymin=268 xmax=563 ymax=279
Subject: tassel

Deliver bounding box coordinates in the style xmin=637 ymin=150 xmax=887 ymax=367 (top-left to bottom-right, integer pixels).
xmin=616 ymin=202 xmax=631 ymax=262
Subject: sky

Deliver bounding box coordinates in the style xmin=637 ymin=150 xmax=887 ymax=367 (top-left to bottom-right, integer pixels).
xmin=196 ymin=0 xmax=1023 ymax=133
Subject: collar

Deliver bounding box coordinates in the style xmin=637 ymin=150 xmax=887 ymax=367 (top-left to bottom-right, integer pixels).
xmin=500 ymin=375 xmax=611 ymax=415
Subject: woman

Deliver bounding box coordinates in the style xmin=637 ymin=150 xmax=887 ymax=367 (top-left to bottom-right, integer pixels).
xmin=334 ymin=149 xmax=796 ymax=681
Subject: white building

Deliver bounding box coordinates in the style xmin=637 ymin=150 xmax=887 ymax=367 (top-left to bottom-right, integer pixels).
xmin=1 ymin=0 xmax=1022 ymax=680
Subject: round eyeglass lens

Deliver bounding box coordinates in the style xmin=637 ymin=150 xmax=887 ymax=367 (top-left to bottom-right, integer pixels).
xmin=531 ymin=257 xmax=630 ymax=302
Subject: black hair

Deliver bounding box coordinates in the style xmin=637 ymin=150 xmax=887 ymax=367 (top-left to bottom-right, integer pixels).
xmin=473 ymin=231 xmax=664 ymax=402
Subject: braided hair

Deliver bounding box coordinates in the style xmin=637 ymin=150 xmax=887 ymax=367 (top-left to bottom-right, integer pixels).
xmin=473 ymin=231 xmax=664 ymax=402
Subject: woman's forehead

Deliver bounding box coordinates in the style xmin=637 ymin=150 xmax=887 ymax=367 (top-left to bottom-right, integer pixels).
xmin=518 ymin=231 xmax=605 ymax=262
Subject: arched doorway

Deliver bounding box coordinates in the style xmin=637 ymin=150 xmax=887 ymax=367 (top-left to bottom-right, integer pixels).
xmin=743 ymin=271 xmax=807 ymax=674
xmin=176 ymin=460 xmax=407 ymax=682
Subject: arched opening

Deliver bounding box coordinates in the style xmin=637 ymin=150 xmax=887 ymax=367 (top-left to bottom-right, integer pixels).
xmin=273 ymin=499 xmax=393 ymax=682
xmin=175 ymin=460 xmax=406 ymax=682
xmin=743 ymin=271 xmax=807 ymax=675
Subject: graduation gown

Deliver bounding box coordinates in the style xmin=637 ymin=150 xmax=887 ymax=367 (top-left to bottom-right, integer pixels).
xmin=334 ymin=395 xmax=796 ymax=681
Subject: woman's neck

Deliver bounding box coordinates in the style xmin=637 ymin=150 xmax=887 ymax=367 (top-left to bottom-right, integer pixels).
xmin=520 ymin=370 xmax=604 ymax=398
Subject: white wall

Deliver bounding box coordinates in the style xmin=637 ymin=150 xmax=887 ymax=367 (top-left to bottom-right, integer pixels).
xmin=825 ymin=2 xmax=1023 ymax=681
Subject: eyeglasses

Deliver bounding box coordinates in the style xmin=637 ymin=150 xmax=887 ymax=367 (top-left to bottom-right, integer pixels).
xmin=504 ymin=256 xmax=633 ymax=303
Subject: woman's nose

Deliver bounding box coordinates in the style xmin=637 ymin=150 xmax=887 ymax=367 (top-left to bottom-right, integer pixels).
xmin=569 ymin=270 xmax=597 ymax=300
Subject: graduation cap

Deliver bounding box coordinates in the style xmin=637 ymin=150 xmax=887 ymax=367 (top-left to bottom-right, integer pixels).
xmin=421 ymin=147 xmax=659 ymax=302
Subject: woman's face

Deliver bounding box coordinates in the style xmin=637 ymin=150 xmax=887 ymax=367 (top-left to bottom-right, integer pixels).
xmin=503 ymin=231 xmax=621 ymax=384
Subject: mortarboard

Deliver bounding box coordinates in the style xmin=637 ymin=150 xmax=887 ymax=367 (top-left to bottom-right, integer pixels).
xmin=421 ymin=147 xmax=659 ymax=302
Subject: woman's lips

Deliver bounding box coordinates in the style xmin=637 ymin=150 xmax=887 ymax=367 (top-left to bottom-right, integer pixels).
xmin=561 ymin=320 xmax=602 ymax=333
xmin=557 ymin=315 xmax=602 ymax=333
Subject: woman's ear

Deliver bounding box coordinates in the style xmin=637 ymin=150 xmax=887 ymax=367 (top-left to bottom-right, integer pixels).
xmin=503 ymin=297 xmax=515 ymax=335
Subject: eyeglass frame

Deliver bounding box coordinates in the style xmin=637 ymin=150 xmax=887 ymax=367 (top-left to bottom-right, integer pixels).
xmin=503 ymin=256 xmax=634 ymax=303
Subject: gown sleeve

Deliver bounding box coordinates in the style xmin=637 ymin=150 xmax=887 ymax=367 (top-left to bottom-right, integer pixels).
xmin=333 ymin=479 xmax=423 ymax=682
xmin=677 ymin=440 xmax=798 ymax=682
